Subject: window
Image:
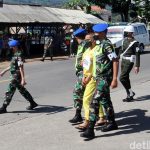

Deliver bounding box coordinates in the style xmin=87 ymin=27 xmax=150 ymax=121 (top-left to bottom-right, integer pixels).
xmin=134 ymin=27 xmax=138 ymax=35
xmin=138 ymin=25 xmax=147 ymax=34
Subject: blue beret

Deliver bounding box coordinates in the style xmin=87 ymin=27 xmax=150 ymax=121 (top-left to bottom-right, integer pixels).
xmin=8 ymin=40 xmax=19 ymax=47
xmin=73 ymin=28 xmax=86 ymax=37
xmin=92 ymin=23 xmax=108 ymax=32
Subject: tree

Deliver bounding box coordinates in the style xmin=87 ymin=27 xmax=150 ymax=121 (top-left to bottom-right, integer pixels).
xmin=133 ymin=0 xmax=150 ymax=22
xmin=65 ymin=0 xmax=150 ymax=22
xmin=87 ymin=0 xmax=131 ymax=22
xmin=64 ymin=0 xmax=88 ymax=10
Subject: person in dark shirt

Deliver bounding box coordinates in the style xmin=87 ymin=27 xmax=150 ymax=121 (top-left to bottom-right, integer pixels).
xmin=119 ymin=25 xmax=140 ymax=102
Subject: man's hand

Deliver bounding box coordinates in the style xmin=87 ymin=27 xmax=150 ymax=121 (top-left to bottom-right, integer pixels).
xmin=82 ymin=76 xmax=91 ymax=86
xmin=21 ymin=79 xmax=26 ymax=86
xmin=84 ymin=77 xmax=91 ymax=85
xmin=0 ymin=71 xmax=5 ymax=77
xmin=110 ymin=79 xmax=118 ymax=89
xmin=134 ymin=67 xmax=139 ymax=74
xmin=82 ymin=77 xmax=86 ymax=86
xmin=0 ymin=67 xmax=10 ymax=77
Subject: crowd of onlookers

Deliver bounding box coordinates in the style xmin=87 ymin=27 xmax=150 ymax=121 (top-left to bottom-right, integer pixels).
xmin=0 ymin=23 xmax=94 ymax=61
xmin=0 ymin=25 xmax=83 ymax=61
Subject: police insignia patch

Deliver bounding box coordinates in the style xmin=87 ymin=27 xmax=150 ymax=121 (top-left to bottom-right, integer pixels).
xmin=136 ymin=47 xmax=140 ymax=52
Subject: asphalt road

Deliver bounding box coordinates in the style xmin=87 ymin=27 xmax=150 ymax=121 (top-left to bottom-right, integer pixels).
xmin=0 ymin=49 xmax=150 ymax=150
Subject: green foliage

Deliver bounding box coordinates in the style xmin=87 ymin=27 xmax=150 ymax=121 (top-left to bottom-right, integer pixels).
xmin=65 ymin=0 xmax=150 ymax=22
xmin=133 ymin=0 xmax=150 ymax=21
xmin=87 ymin=0 xmax=131 ymax=21
xmin=64 ymin=0 xmax=89 ymax=10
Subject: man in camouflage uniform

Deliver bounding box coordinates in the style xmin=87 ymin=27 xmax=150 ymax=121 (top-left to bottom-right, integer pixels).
xmin=119 ymin=25 xmax=140 ymax=102
xmin=41 ymin=33 xmax=53 ymax=61
xmin=69 ymin=28 xmax=87 ymax=123
xmin=81 ymin=23 xmax=119 ymax=139
xmin=0 ymin=40 xmax=38 ymax=114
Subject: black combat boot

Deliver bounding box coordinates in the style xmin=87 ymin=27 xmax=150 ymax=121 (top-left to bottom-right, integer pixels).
xmin=123 ymin=92 xmax=135 ymax=102
xmin=80 ymin=127 xmax=95 ymax=139
xmin=0 ymin=104 xmax=7 ymax=114
xmin=69 ymin=109 xmax=83 ymax=123
xmin=80 ymin=121 xmax=95 ymax=139
xmin=101 ymin=107 xmax=118 ymax=132
xmin=101 ymin=121 xmax=118 ymax=132
xmin=26 ymin=100 xmax=38 ymax=110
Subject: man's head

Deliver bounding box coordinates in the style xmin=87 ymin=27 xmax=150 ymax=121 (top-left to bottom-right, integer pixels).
xmin=84 ymin=33 xmax=95 ymax=48
xmin=124 ymin=25 xmax=135 ymax=38
xmin=73 ymin=28 xmax=87 ymax=44
xmin=8 ymin=40 xmax=19 ymax=52
xmin=92 ymin=23 xmax=108 ymax=40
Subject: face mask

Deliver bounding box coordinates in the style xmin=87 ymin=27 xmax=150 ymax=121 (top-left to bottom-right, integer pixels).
xmin=93 ymin=35 xmax=99 ymax=41
xmin=84 ymin=40 xmax=92 ymax=48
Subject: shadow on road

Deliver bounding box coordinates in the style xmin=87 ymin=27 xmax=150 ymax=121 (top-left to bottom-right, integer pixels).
xmin=94 ymin=109 xmax=150 ymax=139
xmin=12 ymin=105 xmax=72 ymax=114
xmin=134 ymin=95 xmax=150 ymax=101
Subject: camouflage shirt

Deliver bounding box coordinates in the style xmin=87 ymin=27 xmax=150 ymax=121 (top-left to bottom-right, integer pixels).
xmin=75 ymin=40 xmax=87 ymax=74
xmin=10 ymin=51 xmax=24 ymax=75
xmin=93 ymin=39 xmax=115 ymax=79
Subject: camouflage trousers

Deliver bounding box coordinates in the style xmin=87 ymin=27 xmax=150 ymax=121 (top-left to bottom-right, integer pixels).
xmin=89 ymin=77 xmax=115 ymax=128
xmin=3 ymin=74 xmax=34 ymax=106
xmin=42 ymin=47 xmax=53 ymax=60
xmin=73 ymin=71 xmax=85 ymax=110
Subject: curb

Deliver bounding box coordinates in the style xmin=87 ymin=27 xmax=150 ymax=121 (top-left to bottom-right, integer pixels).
xmin=0 ymin=56 xmax=70 ymax=69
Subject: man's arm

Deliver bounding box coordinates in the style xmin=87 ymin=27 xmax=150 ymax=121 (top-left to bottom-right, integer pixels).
xmin=47 ymin=38 xmax=53 ymax=48
xmin=0 ymin=66 xmax=10 ymax=77
xmin=105 ymin=42 xmax=119 ymax=89
xmin=19 ymin=65 xmax=26 ymax=86
xmin=111 ymin=59 xmax=119 ymax=89
xmin=134 ymin=43 xmax=140 ymax=74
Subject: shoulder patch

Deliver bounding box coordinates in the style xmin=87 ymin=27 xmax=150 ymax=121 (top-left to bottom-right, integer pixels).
xmin=136 ymin=47 xmax=140 ymax=52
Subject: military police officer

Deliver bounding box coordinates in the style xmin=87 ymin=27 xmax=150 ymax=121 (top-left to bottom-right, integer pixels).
xmin=0 ymin=40 xmax=38 ymax=113
xmin=69 ymin=28 xmax=87 ymax=123
xmin=81 ymin=23 xmax=119 ymax=139
xmin=119 ymin=25 xmax=140 ymax=102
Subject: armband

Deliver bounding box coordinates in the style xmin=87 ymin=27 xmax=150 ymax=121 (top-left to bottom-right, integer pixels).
xmin=107 ymin=52 xmax=117 ymax=60
xmin=136 ymin=47 xmax=140 ymax=52
xmin=18 ymin=61 xmax=23 ymax=66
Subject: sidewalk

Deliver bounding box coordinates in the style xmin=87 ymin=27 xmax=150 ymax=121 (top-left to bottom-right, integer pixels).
xmin=0 ymin=80 xmax=149 ymax=150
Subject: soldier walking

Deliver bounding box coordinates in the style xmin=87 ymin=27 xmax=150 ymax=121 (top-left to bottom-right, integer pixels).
xmin=76 ymin=33 xmax=106 ymax=130
xmin=0 ymin=40 xmax=38 ymax=113
xmin=81 ymin=23 xmax=119 ymax=139
xmin=69 ymin=28 xmax=87 ymax=123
